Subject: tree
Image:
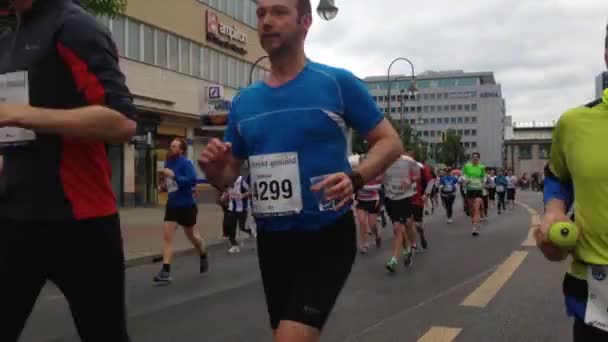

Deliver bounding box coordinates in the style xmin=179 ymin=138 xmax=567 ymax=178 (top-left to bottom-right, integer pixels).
xmin=438 ymin=129 xmax=465 ymax=167
xmin=1 ymin=0 xmax=127 ymax=32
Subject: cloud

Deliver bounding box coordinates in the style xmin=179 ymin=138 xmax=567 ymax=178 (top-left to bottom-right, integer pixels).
xmin=305 ymin=0 xmax=608 ymax=121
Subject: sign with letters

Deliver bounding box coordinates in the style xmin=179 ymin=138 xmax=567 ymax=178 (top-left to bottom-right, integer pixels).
xmin=206 ymin=10 xmax=248 ymax=55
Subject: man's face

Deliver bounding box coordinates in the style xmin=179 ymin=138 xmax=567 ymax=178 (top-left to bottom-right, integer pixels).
xmin=169 ymin=140 xmax=182 ymax=156
xmin=472 ymin=154 xmax=480 ymax=164
xmin=256 ymin=0 xmax=311 ymax=56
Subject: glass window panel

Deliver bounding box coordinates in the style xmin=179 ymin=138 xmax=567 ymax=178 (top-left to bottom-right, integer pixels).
xmin=192 ymin=45 xmax=201 ymax=77
xmin=112 ymin=17 xmax=126 ymax=55
xmin=202 ymin=47 xmax=211 ymax=79
xmin=156 ymin=30 xmax=167 ymax=67
xmin=127 ymin=20 xmax=141 ymax=60
xmin=143 ymin=25 xmax=154 ymax=64
xmin=168 ymin=35 xmax=178 ymax=71
xmin=210 ymin=49 xmax=220 ymax=82
xmin=228 ymin=57 xmax=236 ymax=87
xmin=180 ymin=39 xmax=190 ymax=74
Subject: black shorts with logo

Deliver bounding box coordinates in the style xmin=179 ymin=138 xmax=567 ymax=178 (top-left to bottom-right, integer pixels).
xmin=357 ymin=199 xmax=380 ymax=214
xmin=164 ymin=205 xmax=198 ymax=227
xmin=257 ymin=211 xmax=356 ymax=331
xmin=385 ymin=197 xmax=413 ymax=224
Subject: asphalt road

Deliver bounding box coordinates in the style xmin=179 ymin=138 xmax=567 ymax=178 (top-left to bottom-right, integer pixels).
xmin=21 ymin=191 xmax=574 ymax=342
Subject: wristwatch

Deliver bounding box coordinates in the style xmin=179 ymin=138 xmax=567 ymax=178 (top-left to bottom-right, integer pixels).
xmin=348 ymin=171 xmax=365 ymax=193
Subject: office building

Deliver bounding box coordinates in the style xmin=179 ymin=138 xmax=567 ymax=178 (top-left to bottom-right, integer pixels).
xmin=504 ymin=120 xmax=554 ymax=177
xmin=364 ymin=70 xmax=507 ymax=167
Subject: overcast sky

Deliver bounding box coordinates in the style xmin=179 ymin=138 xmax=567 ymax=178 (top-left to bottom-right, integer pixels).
xmin=305 ymin=0 xmax=608 ymax=122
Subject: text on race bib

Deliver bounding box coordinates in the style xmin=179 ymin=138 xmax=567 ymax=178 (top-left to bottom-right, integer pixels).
xmin=585 ymin=266 xmax=608 ymax=332
xmin=249 ymin=152 xmax=303 ymax=217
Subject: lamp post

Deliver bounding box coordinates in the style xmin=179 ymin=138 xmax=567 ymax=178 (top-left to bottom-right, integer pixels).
xmin=316 ymin=0 xmax=339 ymax=20
xmin=249 ymin=55 xmax=269 ymax=85
xmin=386 ymin=57 xmax=417 ymax=138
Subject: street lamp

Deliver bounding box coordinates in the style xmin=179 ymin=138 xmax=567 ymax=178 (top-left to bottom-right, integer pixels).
xmin=249 ymin=55 xmax=269 ymax=85
xmin=317 ymin=0 xmax=339 ymax=21
xmin=386 ymin=57 xmax=417 ymax=136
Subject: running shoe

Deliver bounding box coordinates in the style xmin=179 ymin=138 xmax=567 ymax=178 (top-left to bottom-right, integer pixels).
xmin=386 ymin=258 xmax=398 ymax=273
xmin=200 ymin=256 xmax=209 ymax=274
xmin=228 ymin=246 xmax=240 ymax=253
xmin=153 ymin=269 xmax=172 ymax=284
xmin=472 ymin=225 xmax=480 ymax=237
xmin=404 ymin=250 xmax=414 ymax=267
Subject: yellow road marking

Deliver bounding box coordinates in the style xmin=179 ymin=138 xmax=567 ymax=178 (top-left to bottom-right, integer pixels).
xmin=417 ymin=326 xmax=462 ymax=342
xmin=461 ymin=251 xmax=528 ymax=307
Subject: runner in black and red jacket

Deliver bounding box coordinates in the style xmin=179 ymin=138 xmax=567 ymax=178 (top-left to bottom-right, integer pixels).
xmin=0 ymin=0 xmax=136 ymax=341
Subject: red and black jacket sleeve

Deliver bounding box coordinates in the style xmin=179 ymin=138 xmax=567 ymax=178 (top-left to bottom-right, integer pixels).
xmin=55 ymin=14 xmax=137 ymax=119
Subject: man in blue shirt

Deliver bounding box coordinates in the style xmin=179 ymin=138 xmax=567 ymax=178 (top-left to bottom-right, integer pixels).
xmin=198 ymin=0 xmax=402 ymax=340
xmin=439 ymin=169 xmax=459 ymax=224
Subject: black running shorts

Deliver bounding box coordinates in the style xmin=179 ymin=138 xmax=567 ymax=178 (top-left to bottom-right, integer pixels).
xmin=164 ymin=205 xmax=198 ymax=227
xmin=412 ymin=204 xmax=424 ymax=223
xmin=385 ymin=197 xmax=413 ymax=224
xmin=256 ymin=211 xmax=356 ymax=331
xmin=357 ymin=199 xmax=380 ymax=214
xmin=507 ymin=188 xmax=516 ymax=201
xmin=466 ymin=190 xmax=484 ymax=200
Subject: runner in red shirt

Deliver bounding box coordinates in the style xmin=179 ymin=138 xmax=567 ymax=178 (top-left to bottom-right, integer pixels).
xmin=411 ymin=161 xmax=434 ymax=251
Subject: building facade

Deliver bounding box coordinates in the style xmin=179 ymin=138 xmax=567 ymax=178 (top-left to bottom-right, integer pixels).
xmin=96 ymin=0 xmax=269 ymax=207
xmin=364 ymin=70 xmax=506 ymax=167
xmin=504 ymin=120 xmax=554 ymax=178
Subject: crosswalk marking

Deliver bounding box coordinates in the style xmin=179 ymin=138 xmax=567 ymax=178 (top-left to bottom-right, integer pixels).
xmin=461 ymin=251 xmax=529 ymax=308
xmin=417 ymin=326 xmax=462 ymax=342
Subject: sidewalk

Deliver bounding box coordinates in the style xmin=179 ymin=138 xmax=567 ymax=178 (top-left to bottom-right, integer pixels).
xmin=119 ymin=204 xmax=249 ymax=267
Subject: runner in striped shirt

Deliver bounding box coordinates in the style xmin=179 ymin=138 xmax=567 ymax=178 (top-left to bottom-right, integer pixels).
xmin=356 ymin=174 xmax=383 ymax=254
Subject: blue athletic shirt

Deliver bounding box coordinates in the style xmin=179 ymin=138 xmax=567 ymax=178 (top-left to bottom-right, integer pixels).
xmin=439 ymin=176 xmax=459 ymax=194
xmin=164 ymin=156 xmax=197 ymax=208
xmin=224 ymin=60 xmax=383 ymax=232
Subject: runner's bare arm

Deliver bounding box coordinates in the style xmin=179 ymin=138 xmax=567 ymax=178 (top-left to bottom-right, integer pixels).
xmin=356 ymin=119 xmax=403 ymax=182
xmin=198 ymin=139 xmax=244 ymax=192
xmin=0 ymin=104 xmax=136 ymax=144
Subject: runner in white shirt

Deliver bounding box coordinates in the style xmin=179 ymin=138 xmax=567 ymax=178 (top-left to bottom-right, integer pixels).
xmin=486 ymin=170 xmax=497 ymax=208
xmin=384 ymin=152 xmax=420 ymax=273
xmin=506 ymin=169 xmax=518 ymax=210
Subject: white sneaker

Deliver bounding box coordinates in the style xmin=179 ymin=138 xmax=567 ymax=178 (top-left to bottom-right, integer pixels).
xmin=228 ymin=246 xmax=240 ymax=253
xmin=447 ymin=218 xmax=453 ymax=224
xmin=472 ymin=226 xmax=480 ymax=236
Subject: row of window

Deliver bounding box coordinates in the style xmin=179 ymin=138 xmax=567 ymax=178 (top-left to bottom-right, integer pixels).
xmin=518 ymin=144 xmax=551 ymax=160
xmin=417 ymin=128 xmax=477 ymax=138
xmin=197 ymin=0 xmax=258 ymax=28
xmin=398 ymin=116 xmax=479 ymax=126
xmin=374 ymin=91 xmax=478 ymax=102
xmin=383 ymin=103 xmax=479 ymax=114
xmin=367 ymin=77 xmax=478 ymax=91
xmin=100 ymin=15 xmax=269 ymax=90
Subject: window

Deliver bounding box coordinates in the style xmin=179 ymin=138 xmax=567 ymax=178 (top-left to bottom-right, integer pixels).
xmin=156 ymin=30 xmax=167 ymax=67
xmin=391 ymin=107 xmax=396 ymax=113
xmin=404 ymin=107 xmax=409 ymax=113
xmin=179 ymin=39 xmax=190 ymax=74
xmin=457 ymin=117 xmax=463 ymax=124
xmin=450 ymin=117 xmax=456 ymax=124
xmin=127 ymin=20 xmax=141 ymax=60
xmin=450 ymin=105 xmax=456 ymax=111
xmin=168 ymin=35 xmax=178 ymax=71
xmin=424 ymin=131 xmax=429 ymax=137
xmin=436 ymin=118 xmax=442 ymax=124
xmin=192 ymin=45 xmax=201 ymax=77
xmin=444 ymin=105 xmax=450 ymax=111
xmin=202 ymin=47 xmax=211 ymax=79
xmin=410 ymin=119 xmax=415 ymax=125
xmin=391 ymin=95 xmax=396 ymax=101
xmin=464 ymin=129 xmax=470 ymax=136
xmin=472 ymin=103 xmax=478 ymax=111
xmin=210 ymin=48 xmax=219 ymax=82
xmin=539 ymin=144 xmax=551 ymax=159
xmin=417 ymin=106 xmax=422 ymax=113
xmin=464 ymin=104 xmax=471 ymax=111
xmin=430 ymin=131 xmax=436 ymax=137
xmin=472 ymin=116 xmax=478 ymax=123
xmin=112 ymin=17 xmax=126 ymax=55
xmin=457 ymin=129 xmax=463 ymax=135
xmin=472 ymin=129 xmax=477 ymax=136
xmin=229 ymin=57 xmax=237 ymax=87
xmin=430 ymin=105 xmax=435 ymax=112
xmin=444 ymin=117 xmax=449 ymax=124
xmin=227 ymin=0 xmax=235 ymax=17
xmin=423 ymin=94 xmax=429 ymax=100
xmin=464 ymin=117 xmax=470 ymax=123
xmin=423 ymin=106 xmax=429 ymax=113
xmin=437 ymin=93 xmax=443 ymax=99
xmin=423 ymin=119 xmax=429 ymax=125
xmin=457 ymin=104 xmax=463 ymax=111
xmin=430 ymin=93 xmax=436 ymax=100
xmin=430 ymin=118 xmax=435 ymax=124
xmin=519 ymin=145 xmax=532 ymax=160
xmin=437 ymin=105 xmax=443 ymax=112
xmin=464 ymin=142 xmax=470 ymax=148
xmin=143 ymin=25 xmax=154 ymax=64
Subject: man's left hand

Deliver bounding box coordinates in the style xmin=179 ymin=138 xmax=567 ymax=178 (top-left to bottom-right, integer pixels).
xmin=163 ymin=168 xmax=175 ymax=178
xmin=310 ymin=172 xmax=353 ymax=210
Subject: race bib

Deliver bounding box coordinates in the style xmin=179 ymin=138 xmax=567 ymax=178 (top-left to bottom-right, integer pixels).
xmin=443 ymin=184 xmax=453 ymax=192
xmin=249 ymin=152 xmax=302 ymax=217
xmin=469 ymin=179 xmax=482 ymax=189
xmin=166 ymin=178 xmax=178 ymax=193
xmin=0 ymin=72 xmax=36 ymax=147
xmin=585 ymin=265 xmax=608 ymax=332
xmin=389 ymin=180 xmax=405 ymax=193
xmin=496 ymin=185 xmax=505 ymax=192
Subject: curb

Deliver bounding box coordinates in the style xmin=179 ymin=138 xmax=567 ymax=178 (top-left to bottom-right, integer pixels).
xmin=124 ymin=237 xmax=256 ymax=269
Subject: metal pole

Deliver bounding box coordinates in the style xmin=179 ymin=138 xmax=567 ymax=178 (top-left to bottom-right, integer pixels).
xmin=249 ymin=55 xmax=269 ymax=85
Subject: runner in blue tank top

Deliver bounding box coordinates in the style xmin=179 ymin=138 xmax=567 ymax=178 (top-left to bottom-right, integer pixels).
xmin=198 ymin=1 xmax=402 ymax=340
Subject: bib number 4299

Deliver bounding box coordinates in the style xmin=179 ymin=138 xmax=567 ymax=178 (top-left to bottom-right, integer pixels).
xmin=253 ymin=179 xmax=293 ymax=201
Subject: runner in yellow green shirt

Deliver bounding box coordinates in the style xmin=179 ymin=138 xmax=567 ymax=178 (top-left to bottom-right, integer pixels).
xmin=461 ymin=152 xmax=486 ymax=236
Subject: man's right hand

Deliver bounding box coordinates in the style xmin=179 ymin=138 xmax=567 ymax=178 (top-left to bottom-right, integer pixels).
xmin=198 ymin=138 xmax=232 ymax=176
xmin=535 ymin=210 xmax=572 ymax=262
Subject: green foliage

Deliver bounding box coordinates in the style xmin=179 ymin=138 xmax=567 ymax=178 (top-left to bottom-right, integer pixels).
xmin=437 ymin=129 xmax=465 ymax=167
